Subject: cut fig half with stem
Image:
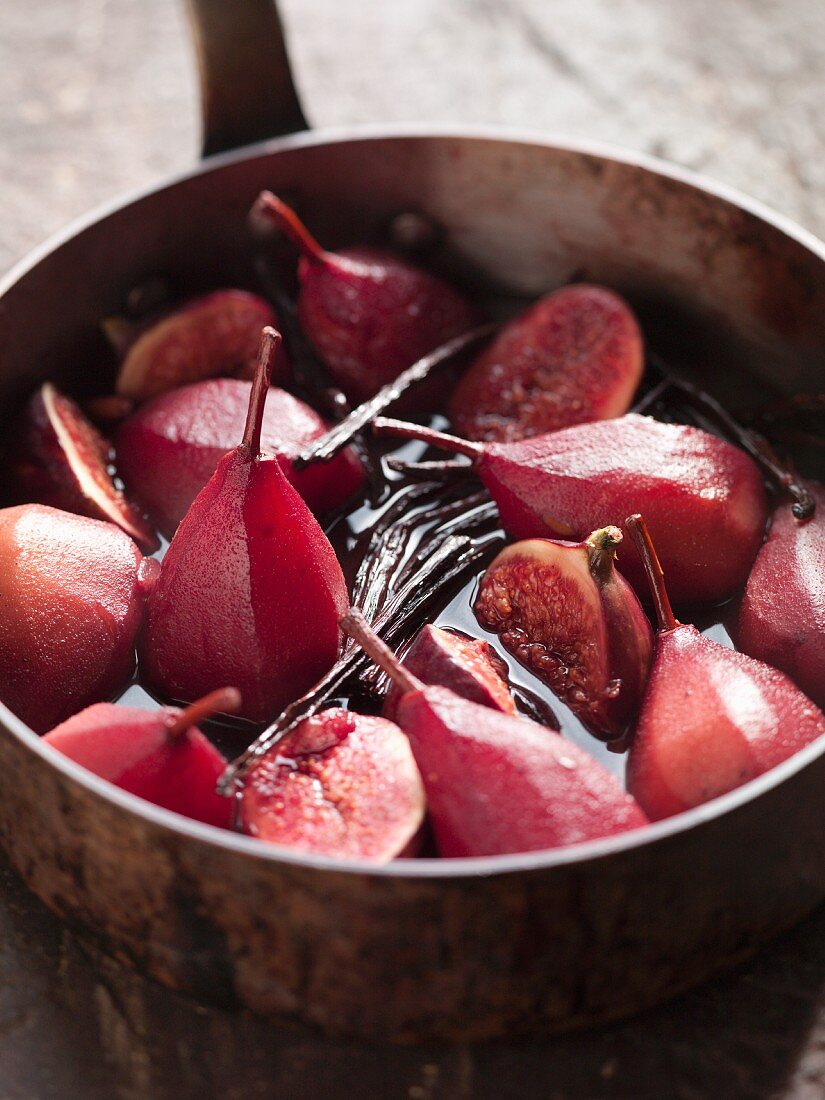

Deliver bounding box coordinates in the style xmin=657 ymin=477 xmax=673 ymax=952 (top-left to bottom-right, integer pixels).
xmin=7 ymin=382 xmax=159 ymax=552
xmin=474 ymin=527 xmax=653 ymax=740
xmin=113 ymin=289 xmax=287 ymax=402
xmin=383 ymin=624 xmax=516 ymax=722
xmin=239 ymin=707 xmax=425 ymax=863
xmin=449 ymin=283 xmax=644 ymax=442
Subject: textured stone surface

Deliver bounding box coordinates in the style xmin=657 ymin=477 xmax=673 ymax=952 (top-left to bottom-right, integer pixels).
xmin=1 ymin=0 xmax=825 ymax=1096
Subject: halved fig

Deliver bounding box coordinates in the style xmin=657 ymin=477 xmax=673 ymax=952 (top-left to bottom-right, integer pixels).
xmin=113 ymin=290 xmax=287 ymax=401
xmin=8 ymin=383 xmax=158 ymax=552
xmin=474 ymin=528 xmax=653 ymax=740
xmin=239 ymin=708 xmax=425 ymax=863
xmin=449 ymin=284 xmax=643 ymax=443
xmin=383 ymin=624 xmax=516 ymax=721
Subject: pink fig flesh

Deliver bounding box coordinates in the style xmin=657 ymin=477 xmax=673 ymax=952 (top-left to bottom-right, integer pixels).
xmin=44 ymin=694 xmax=236 ymax=829
xmin=141 ymin=330 xmax=349 ymax=722
xmin=0 ymin=505 xmax=149 ymax=733
xmin=474 ymin=529 xmax=652 ymax=740
xmin=239 ymin=708 xmax=425 ymax=862
xmin=256 ymin=193 xmax=480 ymax=403
xmin=116 ymin=378 xmax=365 ymax=535
xmin=397 ymin=687 xmax=648 ymax=857
xmin=114 ymin=290 xmax=286 ymax=401
xmin=627 ymin=624 xmax=825 ymax=820
xmin=734 ymin=482 xmax=825 ymax=709
xmin=8 ymin=383 xmax=158 ymax=552
xmin=450 ymin=284 xmax=644 ymax=442
xmin=383 ymin=624 xmax=516 ymax=722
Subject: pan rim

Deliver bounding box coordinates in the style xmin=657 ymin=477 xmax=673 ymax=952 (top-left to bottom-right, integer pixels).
xmin=2 ymin=122 xmax=824 ymax=880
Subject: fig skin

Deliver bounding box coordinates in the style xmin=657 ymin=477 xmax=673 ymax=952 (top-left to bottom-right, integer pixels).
xmin=239 ymin=708 xmax=425 ymax=862
xmin=7 ymin=383 xmax=158 ymax=552
xmin=474 ymin=528 xmax=652 ymax=741
xmin=114 ymin=290 xmax=287 ymax=402
xmin=0 ymin=505 xmax=152 ymax=734
xmin=734 ymin=482 xmax=825 ymax=709
xmin=450 ymin=284 xmax=644 ymax=443
xmin=116 ymin=378 xmax=365 ymax=536
xmin=44 ymin=699 xmax=234 ymax=829
xmin=383 ymin=624 xmax=516 ymax=722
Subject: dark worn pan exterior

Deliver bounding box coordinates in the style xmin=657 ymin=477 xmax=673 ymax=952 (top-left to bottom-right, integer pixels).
xmin=0 ymin=0 xmax=823 ymax=1041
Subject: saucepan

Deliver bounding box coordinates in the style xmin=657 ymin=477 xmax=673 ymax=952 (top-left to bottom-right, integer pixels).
xmin=0 ymin=0 xmax=823 ymax=1041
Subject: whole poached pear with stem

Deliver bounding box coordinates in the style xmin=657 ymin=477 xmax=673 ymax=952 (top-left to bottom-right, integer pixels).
xmin=253 ymin=192 xmax=481 ymax=403
xmin=734 ymin=481 xmax=825 ymax=710
xmin=474 ymin=526 xmax=652 ymax=741
xmin=373 ymin=413 xmax=768 ymax=605
xmin=44 ymin=688 xmax=240 ymax=828
xmin=239 ymin=707 xmax=425 ymax=863
xmin=141 ymin=328 xmax=349 ymax=722
xmin=624 ymin=513 xmax=825 ymax=822
xmin=0 ymin=504 xmax=157 ymax=734
xmin=341 ymin=609 xmax=648 ymax=858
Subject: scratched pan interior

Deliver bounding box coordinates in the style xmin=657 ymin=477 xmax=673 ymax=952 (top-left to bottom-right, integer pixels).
xmin=1 ymin=129 xmax=825 ymax=1040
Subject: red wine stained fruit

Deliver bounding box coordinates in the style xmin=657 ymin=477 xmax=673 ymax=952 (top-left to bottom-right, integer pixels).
xmin=8 ymin=383 xmax=158 ymax=552
xmin=141 ymin=328 xmax=349 ymax=722
xmin=254 ymin=192 xmax=480 ymax=403
xmin=116 ymin=378 xmax=365 ymax=535
xmin=0 ymin=504 xmax=156 ymax=733
xmin=114 ymin=289 xmax=287 ymax=402
xmin=383 ymin=624 xmax=516 ymax=722
xmin=625 ymin=514 xmax=825 ymax=821
xmin=450 ymin=284 xmax=644 ymax=442
xmin=735 ymin=482 xmax=825 ymax=709
xmin=45 ymin=688 xmax=239 ymax=829
xmin=374 ymin=413 xmax=769 ymax=604
xmin=475 ymin=527 xmax=652 ymax=741
xmin=341 ymin=610 xmax=648 ymax=857
xmin=239 ymin=708 xmax=425 ymax=862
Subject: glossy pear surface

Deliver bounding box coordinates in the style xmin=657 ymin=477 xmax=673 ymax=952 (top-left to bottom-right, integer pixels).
xmin=141 ymin=450 xmax=348 ymax=721
xmin=0 ymin=505 xmax=152 ymax=733
xmin=45 ymin=701 xmax=232 ymax=828
xmin=735 ymin=483 xmax=825 ymax=708
xmin=395 ymin=686 xmax=648 ymax=857
xmin=627 ymin=625 xmax=825 ymax=820
xmin=116 ymin=378 xmax=365 ymax=535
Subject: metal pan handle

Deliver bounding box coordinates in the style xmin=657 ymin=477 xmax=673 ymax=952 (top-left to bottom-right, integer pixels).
xmin=185 ymin=0 xmax=308 ymax=157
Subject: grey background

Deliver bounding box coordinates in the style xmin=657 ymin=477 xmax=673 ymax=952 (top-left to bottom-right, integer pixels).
xmin=0 ymin=1 xmax=824 ymax=1097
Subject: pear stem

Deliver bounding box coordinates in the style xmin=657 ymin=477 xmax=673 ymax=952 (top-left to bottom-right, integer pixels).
xmin=165 ymin=687 xmax=242 ymax=738
xmin=372 ymin=417 xmax=483 ymax=459
xmin=625 ymin=515 xmax=678 ymax=633
xmin=340 ymin=609 xmax=424 ymax=695
xmin=242 ymin=326 xmax=281 ymax=457
xmin=253 ymin=192 xmax=328 ymax=264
